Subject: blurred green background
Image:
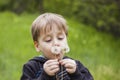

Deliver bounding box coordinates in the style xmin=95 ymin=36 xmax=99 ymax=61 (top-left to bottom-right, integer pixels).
xmin=0 ymin=0 xmax=120 ymax=80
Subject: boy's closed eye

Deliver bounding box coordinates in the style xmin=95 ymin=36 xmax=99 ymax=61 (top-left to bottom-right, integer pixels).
xmin=44 ymin=36 xmax=52 ymax=43
xmin=57 ymin=34 xmax=64 ymax=40
xmin=58 ymin=37 xmax=64 ymax=40
xmin=45 ymin=36 xmax=64 ymax=42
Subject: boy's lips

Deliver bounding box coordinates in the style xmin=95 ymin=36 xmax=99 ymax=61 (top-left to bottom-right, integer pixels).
xmin=54 ymin=54 xmax=63 ymax=59
xmin=51 ymin=45 xmax=70 ymax=55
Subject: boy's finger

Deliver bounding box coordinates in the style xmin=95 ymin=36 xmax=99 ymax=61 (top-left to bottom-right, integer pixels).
xmin=59 ymin=59 xmax=73 ymax=65
xmin=46 ymin=59 xmax=58 ymax=64
xmin=64 ymin=63 xmax=75 ymax=69
xmin=47 ymin=62 xmax=59 ymax=67
xmin=49 ymin=65 xmax=59 ymax=70
xmin=50 ymin=68 xmax=59 ymax=75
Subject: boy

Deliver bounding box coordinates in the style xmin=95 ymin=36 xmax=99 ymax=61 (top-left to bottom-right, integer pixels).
xmin=21 ymin=13 xmax=93 ymax=80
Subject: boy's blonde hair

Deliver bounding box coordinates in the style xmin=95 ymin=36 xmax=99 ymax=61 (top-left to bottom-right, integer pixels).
xmin=31 ymin=13 xmax=68 ymax=42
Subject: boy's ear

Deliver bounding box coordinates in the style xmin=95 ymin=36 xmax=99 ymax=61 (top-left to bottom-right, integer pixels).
xmin=34 ymin=41 xmax=41 ymax=52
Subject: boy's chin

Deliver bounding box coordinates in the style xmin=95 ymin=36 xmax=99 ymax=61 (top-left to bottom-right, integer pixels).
xmin=53 ymin=54 xmax=63 ymax=60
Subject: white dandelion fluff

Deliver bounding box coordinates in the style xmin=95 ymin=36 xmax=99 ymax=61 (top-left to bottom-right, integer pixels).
xmin=51 ymin=45 xmax=70 ymax=54
xmin=51 ymin=46 xmax=61 ymax=54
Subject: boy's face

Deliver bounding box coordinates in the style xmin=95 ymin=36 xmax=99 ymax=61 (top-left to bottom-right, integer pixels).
xmin=34 ymin=26 xmax=68 ymax=60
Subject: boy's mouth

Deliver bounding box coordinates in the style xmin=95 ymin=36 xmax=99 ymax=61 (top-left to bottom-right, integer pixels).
xmin=51 ymin=45 xmax=70 ymax=55
xmin=54 ymin=54 xmax=63 ymax=60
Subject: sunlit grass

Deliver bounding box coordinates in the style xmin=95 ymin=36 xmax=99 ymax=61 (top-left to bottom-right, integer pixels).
xmin=0 ymin=11 xmax=120 ymax=80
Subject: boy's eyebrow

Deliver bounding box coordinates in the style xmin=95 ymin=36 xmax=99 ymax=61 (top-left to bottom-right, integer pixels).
xmin=42 ymin=30 xmax=64 ymax=38
xmin=58 ymin=31 xmax=63 ymax=34
xmin=57 ymin=31 xmax=65 ymax=35
xmin=43 ymin=35 xmax=51 ymax=39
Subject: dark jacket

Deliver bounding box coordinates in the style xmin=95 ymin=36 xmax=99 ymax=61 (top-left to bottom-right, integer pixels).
xmin=21 ymin=56 xmax=93 ymax=80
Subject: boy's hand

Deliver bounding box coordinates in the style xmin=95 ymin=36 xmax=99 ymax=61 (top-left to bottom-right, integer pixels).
xmin=43 ymin=59 xmax=59 ymax=76
xmin=59 ymin=59 xmax=76 ymax=74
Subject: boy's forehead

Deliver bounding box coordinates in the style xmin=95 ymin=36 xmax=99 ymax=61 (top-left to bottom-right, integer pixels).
xmin=41 ymin=28 xmax=64 ymax=36
xmin=40 ymin=23 xmax=65 ymax=35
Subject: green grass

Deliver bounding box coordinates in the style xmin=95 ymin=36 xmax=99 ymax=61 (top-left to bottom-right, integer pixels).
xmin=0 ymin=11 xmax=120 ymax=80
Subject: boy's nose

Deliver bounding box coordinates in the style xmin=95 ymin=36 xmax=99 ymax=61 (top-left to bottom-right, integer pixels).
xmin=53 ymin=39 xmax=60 ymax=46
xmin=54 ymin=43 xmax=59 ymax=46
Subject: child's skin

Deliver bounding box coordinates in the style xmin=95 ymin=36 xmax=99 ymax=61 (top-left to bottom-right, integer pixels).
xmin=21 ymin=13 xmax=93 ymax=80
xmin=34 ymin=24 xmax=76 ymax=76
